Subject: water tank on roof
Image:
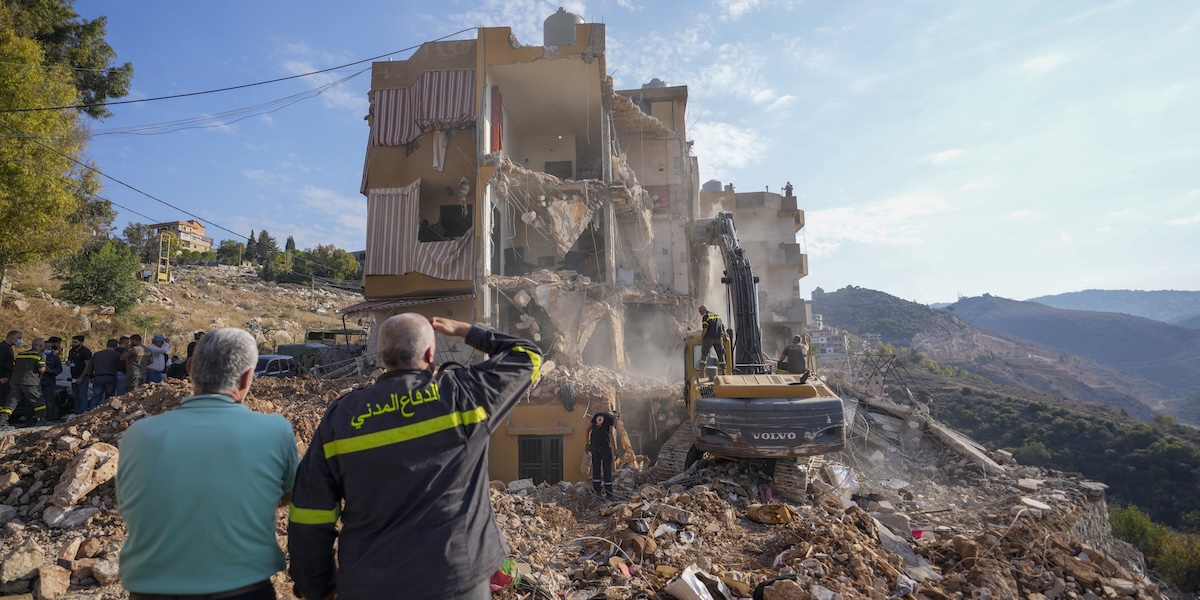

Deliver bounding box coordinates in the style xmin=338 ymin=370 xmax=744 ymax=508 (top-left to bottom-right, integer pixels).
xmin=642 ymin=78 xmax=668 ymax=88
xmin=544 ymin=7 xmax=584 ymax=46
xmin=701 ymin=180 xmax=723 ymax=192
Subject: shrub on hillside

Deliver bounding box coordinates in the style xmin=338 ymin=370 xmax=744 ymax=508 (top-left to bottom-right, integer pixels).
xmin=56 ymin=241 xmax=145 ymax=314
xmin=1111 ymin=504 xmax=1200 ymax=592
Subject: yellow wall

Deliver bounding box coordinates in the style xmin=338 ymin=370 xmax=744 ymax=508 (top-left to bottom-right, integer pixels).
xmin=364 ymin=273 xmax=471 ymax=298
xmin=488 ymin=403 xmax=592 ymax=483
xmin=371 ymin=40 xmax=476 ymax=90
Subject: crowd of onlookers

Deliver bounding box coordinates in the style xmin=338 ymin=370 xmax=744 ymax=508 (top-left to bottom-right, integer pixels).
xmin=0 ymin=329 xmax=202 ymax=430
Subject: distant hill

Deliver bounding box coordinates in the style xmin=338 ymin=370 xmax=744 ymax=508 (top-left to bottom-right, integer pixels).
xmin=810 ymin=286 xmax=945 ymax=343
xmin=812 ymin=286 xmax=1200 ymax=423
xmin=948 ymin=294 xmax=1200 ymax=418
xmin=1029 ymin=289 xmax=1200 ymax=324
xmin=1173 ymin=312 xmax=1200 ymax=330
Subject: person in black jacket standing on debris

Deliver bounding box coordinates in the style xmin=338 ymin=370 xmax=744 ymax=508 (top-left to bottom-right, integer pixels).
xmin=288 ymin=313 xmax=542 ymax=600
xmin=587 ymin=411 xmax=618 ymax=499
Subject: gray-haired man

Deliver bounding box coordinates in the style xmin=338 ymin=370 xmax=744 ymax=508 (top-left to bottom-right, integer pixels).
xmin=117 ymin=328 xmax=298 ymax=599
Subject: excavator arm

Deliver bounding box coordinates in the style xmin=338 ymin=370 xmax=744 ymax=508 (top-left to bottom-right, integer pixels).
xmin=695 ymin=211 xmax=768 ymax=375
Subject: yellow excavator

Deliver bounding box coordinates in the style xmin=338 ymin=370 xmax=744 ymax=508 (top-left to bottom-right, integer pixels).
xmin=654 ymin=212 xmax=848 ymax=499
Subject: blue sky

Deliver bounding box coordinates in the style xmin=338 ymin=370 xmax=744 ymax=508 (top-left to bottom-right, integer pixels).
xmin=76 ymin=0 xmax=1200 ymax=304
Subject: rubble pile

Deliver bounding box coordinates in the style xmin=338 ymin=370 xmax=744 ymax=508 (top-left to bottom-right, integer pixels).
xmin=0 ymin=376 xmax=368 ymax=599
xmin=0 ymin=374 xmax=1165 ymax=599
xmin=489 ymin=409 xmax=1163 ymax=600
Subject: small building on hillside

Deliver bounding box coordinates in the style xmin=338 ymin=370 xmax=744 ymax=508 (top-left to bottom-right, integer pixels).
xmin=150 ymin=219 xmax=214 ymax=253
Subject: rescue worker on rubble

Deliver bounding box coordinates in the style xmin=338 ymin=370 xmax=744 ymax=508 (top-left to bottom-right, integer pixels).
xmin=698 ymin=305 xmax=727 ymax=373
xmin=288 ymin=313 xmax=542 ymax=600
xmin=0 ymin=330 xmax=19 ymax=430
xmin=586 ymin=410 xmax=619 ymax=499
xmin=4 ymin=337 xmax=47 ymax=428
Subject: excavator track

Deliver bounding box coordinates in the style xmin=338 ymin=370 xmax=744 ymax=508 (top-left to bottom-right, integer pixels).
xmin=773 ymin=455 xmax=824 ymax=502
xmin=653 ymin=426 xmax=697 ymax=480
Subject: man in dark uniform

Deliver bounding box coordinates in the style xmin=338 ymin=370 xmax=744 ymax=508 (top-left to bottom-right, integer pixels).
xmin=586 ymin=411 xmax=618 ymax=499
xmin=288 ymin=314 xmax=542 ymax=600
xmin=41 ymin=337 xmax=64 ymax=421
xmin=778 ymin=335 xmax=809 ymax=374
xmin=68 ymin=335 xmax=92 ymax=415
xmin=0 ymin=330 xmax=19 ymax=430
xmin=698 ymin=305 xmax=727 ymax=372
xmin=5 ymin=338 xmax=46 ymax=428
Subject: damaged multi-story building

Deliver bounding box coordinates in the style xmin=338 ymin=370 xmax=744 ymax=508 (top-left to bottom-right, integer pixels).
xmin=340 ymin=10 xmax=811 ymax=484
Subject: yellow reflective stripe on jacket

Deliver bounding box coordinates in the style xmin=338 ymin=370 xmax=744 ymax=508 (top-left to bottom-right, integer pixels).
xmin=512 ymin=346 xmax=542 ymax=383
xmin=323 ymin=407 xmax=487 ymax=458
xmin=288 ymin=503 xmax=340 ymax=525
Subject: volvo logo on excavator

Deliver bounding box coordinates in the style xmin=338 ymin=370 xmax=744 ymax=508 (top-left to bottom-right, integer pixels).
xmin=750 ymin=432 xmax=797 ymax=441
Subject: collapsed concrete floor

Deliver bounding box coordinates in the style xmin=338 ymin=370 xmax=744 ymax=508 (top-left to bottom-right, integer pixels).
xmin=0 ymin=374 xmax=1167 ymax=600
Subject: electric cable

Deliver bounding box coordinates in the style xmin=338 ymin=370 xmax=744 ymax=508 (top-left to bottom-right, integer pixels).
xmin=0 ymin=118 xmax=351 ymax=277
xmin=0 ymin=27 xmax=476 ymax=114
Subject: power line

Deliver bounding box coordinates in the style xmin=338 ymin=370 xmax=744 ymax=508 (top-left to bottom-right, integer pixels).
xmin=0 ymin=119 xmax=350 ymax=275
xmin=1 ymin=69 xmax=367 ymax=141
xmin=0 ymin=27 xmax=476 ymax=115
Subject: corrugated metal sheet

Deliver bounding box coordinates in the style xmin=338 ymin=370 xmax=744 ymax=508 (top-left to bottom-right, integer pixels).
xmin=338 ymin=294 xmax=475 ymax=315
xmin=365 ymin=180 xmax=476 ymax=281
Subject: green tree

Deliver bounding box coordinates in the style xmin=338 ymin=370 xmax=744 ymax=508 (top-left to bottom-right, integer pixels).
xmin=7 ymin=0 xmax=132 ymax=119
xmin=255 ymin=229 xmax=278 ymax=264
xmin=55 ymin=240 xmax=144 ymax=313
xmin=216 ymin=240 xmax=244 ymax=265
xmin=285 ymin=235 xmax=296 ymax=252
xmin=305 ymin=244 xmax=360 ymax=280
xmin=245 ymin=230 xmax=257 ymax=264
xmin=259 ymin=250 xmax=292 ymax=282
xmin=0 ymin=10 xmax=93 ymax=302
xmin=121 ymin=223 xmax=180 ymax=262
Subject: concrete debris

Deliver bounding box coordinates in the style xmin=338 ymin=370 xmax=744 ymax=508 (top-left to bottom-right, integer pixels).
xmin=32 ymin=564 xmax=69 ymax=599
xmin=50 ymin=443 xmax=118 ymax=508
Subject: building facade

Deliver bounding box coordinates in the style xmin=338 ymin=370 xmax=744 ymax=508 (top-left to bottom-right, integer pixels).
xmin=149 ymin=220 xmax=213 ymax=253
xmin=340 ymin=14 xmax=699 ymax=484
xmin=697 ymin=185 xmax=811 ymax=357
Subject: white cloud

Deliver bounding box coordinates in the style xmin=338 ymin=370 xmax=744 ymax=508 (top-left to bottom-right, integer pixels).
xmin=929 ymin=149 xmax=965 ymax=165
xmin=260 ymin=114 xmax=275 ymax=126
xmin=1187 ymin=189 xmax=1200 ymax=198
xmin=1095 ymin=225 xmax=1113 ymax=234
xmin=690 ymin=121 xmax=765 ymax=180
xmin=1008 ymin=210 xmax=1035 ymax=219
xmin=278 ymin=43 xmax=369 ymax=115
xmin=1060 ymin=232 xmax=1070 ymax=243
xmin=768 ymin=95 xmax=796 ymax=110
xmin=960 ymin=175 xmax=1008 ymax=188
xmin=1019 ymin=53 xmax=1071 ymax=75
xmin=1167 ymin=213 xmax=1200 ymax=226
xmin=1122 ymin=85 xmax=1187 ymax=120
xmin=806 ymin=194 xmax=949 ymax=256
xmin=615 ymin=0 xmax=636 ymax=8
xmin=715 ymin=0 xmax=769 ymax=21
xmin=242 ymin=169 xmax=277 ymax=184
xmin=784 ymin=40 xmax=836 ymax=74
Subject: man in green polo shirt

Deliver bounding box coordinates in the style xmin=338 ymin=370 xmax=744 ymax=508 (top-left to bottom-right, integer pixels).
xmin=117 ymin=328 xmax=299 ymax=599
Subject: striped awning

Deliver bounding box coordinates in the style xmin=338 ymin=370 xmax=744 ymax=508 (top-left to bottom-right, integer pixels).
xmin=370 ymin=69 xmax=476 ymax=147
xmin=365 ymin=180 xmax=476 ymax=281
